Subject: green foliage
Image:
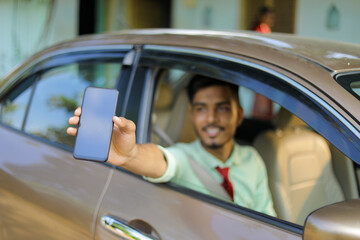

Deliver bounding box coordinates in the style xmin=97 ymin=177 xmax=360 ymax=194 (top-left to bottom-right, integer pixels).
xmin=48 ymin=95 xmax=78 ymax=113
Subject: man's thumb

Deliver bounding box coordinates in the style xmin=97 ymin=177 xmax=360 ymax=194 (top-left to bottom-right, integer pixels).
xmin=113 ymin=116 xmax=136 ymax=133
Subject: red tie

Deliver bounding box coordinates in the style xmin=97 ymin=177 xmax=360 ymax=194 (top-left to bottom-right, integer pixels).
xmin=215 ymin=166 xmax=234 ymax=200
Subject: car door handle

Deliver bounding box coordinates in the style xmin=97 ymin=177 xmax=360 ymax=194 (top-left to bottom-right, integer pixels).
xmin=101 ymin=215 xmax=161 ymax=240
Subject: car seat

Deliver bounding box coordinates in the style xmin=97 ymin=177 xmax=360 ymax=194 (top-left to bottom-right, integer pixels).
xmin=152 ymin=78 xmax=197 ymax=146
xmin=152 ymin=82 xmax=175 ymax=146
xmin=253 ymin=108 xmax=345 ymax=224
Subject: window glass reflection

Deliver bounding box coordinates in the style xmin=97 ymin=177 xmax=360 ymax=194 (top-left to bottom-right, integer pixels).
xmin=24 ymin=62 xmax=121 ymax=147
xmin=350 ymin=81 xmax=360 ymax=96
xmin=1 ymin=79 xmax=34 ymax=129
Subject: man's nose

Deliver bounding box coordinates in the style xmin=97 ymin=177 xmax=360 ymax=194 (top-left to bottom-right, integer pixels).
xmin=206 ymin=109 xmax=218 ymax=123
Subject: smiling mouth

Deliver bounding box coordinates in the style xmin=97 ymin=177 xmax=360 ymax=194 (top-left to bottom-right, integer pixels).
xmin=203 ymin=125 xmax=225 ymax=137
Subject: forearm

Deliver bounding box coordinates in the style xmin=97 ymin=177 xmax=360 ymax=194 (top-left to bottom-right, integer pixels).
xmin=115 ymin=143 xmax=167 ymax=178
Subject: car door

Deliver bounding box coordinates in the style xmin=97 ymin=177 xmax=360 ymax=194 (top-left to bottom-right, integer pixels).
xmin=0 ymin=46 xmax=132 ymax=239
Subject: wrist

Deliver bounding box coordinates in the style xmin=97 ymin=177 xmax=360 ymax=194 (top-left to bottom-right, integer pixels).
xmin=128 ymin=144 xmax=139 ymax=160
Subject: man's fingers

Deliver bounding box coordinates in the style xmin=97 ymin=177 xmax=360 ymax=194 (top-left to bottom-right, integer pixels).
xmin=68 ymin=116 xmax=80 ymax=125
xmin=66 ymin=107 xmax=81 ymax=136
xmin=113 ymin=116 xmax=136 ymax=134
xmin=74 ymin=107 xmax=81 ymax=116
xmin=67 ymin=127 xmax=78 ymax=136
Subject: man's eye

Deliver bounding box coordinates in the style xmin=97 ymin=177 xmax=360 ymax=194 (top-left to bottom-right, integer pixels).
xmin=195 ymin=107 xmax=206 ymax=112
xmin=218 ymin=106 xmax=230 ymax=112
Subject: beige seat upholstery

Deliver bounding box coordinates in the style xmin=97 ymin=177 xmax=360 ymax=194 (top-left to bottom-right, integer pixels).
xmin=153 ymin=83 xmax=173 ymax=129
xmin=169 ymin=90 xmax=196 ymax=143
xmin=253 ymin=108 xmax=344 ymax=224
xmin=152 ymin=81 xmax=197 ymax=146
xmin=152 ymin=82 xmax=174 ymax=146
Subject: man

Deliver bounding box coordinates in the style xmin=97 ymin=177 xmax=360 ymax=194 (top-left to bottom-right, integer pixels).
xmin=67 ymin=75 xmax=276 ymax=216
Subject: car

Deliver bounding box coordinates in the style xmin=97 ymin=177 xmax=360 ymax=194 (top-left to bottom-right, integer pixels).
xmin=1 ymin=29 xmax=360 ymax=239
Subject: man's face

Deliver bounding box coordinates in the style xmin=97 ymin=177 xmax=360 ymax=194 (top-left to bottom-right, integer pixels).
xmin=190 ymin=85 xmax=243 ymax=150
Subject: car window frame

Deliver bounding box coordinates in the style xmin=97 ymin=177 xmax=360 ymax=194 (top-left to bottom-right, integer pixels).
xmin=335 ymin=71 xmax=360 ymax=101
xmin=0 ymin=74 xmax=38 ymax=130
xmin=139 ymin=45 xmax=360 ymax=162
xmin=135 ymin=44 xmax=360 ymax=235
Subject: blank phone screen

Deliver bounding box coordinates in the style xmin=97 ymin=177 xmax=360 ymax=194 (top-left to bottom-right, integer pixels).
xmin=73 ymin=87 xmax=118 ymax=161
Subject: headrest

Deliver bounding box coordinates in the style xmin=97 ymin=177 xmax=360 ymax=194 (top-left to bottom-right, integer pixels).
xmin=273 ymin=108 xmax=308 ymax=130
xmin=154 ymin=83 xmax=173 ymax=110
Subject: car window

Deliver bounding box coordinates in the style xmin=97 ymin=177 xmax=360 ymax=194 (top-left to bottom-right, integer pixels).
xmin=350 ymin=80 xmax=360 ymax=96
xmin=335 ymin=72 xmax=360 ymax=101
xmin=148 ymin=66 xmax=359 ymax=227
xmin=0 ymin=59 xmax=123 ymax=148
xmin=150 ymin=68 xmax=279 ymax=214
xmin=23 ymin=62 xmax=121 ymax=147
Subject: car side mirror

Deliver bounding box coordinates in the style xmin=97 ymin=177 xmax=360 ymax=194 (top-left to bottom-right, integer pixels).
xmin=303 ymin=199 xmax=360 ymax=239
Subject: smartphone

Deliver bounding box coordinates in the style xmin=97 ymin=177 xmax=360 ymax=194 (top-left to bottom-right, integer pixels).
xmin=73 ymin=87 xmax=119 ymax=162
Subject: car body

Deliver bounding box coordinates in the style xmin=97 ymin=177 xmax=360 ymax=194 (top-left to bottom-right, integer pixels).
xmin=1 ymin=29 xmax=360 ymax=239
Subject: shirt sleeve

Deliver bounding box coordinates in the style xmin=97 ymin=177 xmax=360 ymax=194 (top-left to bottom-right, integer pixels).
xmin=143 ymin=145 xmax=178 ymax=183
xmin=253 ymin=150 xmax=277 ymax=217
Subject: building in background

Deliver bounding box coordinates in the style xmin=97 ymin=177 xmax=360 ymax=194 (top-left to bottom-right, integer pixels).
xmin=172 ymin=0 xmax=360 ymax=44
xmin=295 ymin=0 xmax=360 ymax=43
xmin=1 ymin=0 xmax=360 ymax=78
xmin=94 ymin=0 xmax=171 ymax=32
xmin=0 ymin=0 xmax=78 ymax=78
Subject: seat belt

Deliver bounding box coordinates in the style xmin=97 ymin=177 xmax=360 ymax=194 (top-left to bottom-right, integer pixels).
xmin=152 ymin=123 xmax=174 ymax=146
xmin=151 ymin=122 xmax=231 ymax=201
xmin=186 ymin=154 xmax=232 ymax=202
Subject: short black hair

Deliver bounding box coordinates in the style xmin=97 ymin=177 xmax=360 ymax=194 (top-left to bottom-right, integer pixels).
xmin=186 ymin=75 xmax=239 ymax=103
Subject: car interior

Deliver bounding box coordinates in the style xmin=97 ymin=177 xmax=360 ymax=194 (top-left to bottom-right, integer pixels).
xmin=150 ymin=68 xmax=360 ymax=225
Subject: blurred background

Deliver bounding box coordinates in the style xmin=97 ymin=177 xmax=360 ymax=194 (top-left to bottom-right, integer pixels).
xmin=1 ymin=0 xmax=359 ymax=78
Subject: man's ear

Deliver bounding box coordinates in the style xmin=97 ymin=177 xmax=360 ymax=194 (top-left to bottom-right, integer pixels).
xmin=237 ymin=106 xmax=244 ymax=127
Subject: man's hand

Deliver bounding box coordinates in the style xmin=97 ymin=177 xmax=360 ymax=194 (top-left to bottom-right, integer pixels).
xmin=108 ymin=115 xmax=138 ymax=166
xmin=66 ymin=107 xmax=82 ymax=136
xmin=67 ymin=107 xmax=166 ymax=178
xmin=67 ymin=107 xmax=137 ymax=166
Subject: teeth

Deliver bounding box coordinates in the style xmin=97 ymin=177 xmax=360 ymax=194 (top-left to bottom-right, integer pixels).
xmin=206 ymin=128 xmax=220 ymax=136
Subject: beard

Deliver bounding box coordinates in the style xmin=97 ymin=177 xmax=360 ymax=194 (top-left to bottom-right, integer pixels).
xmin=201 ymin=140 xmax=223 ymax=149
xmin=199 ymin=132 xmax=235 ymax=150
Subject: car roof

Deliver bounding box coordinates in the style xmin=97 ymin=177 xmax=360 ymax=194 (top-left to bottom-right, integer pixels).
xmin=3 ymin=29 xmax=360 ymax=83
xmin=1 ymin=29 xmax=360 ymax=124
xmin=59 ymin=29 xmax=360 ymax=73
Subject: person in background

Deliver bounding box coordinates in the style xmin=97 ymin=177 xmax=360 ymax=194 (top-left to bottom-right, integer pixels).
xmin=251 ymin=6 xmax=275 ymax=33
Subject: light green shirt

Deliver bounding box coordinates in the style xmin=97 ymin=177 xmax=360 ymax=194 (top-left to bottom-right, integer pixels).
xmin=146 ymin=139 xmax=276 ymax=217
